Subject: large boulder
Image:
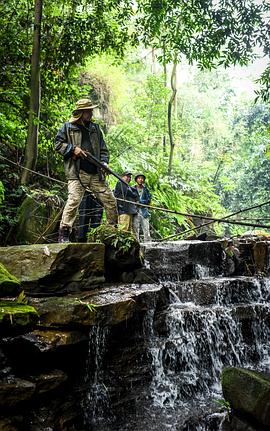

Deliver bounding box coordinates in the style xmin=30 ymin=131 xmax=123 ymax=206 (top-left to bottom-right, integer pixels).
xmin=0 ymin=243 xmax=105 ymax=295
xmin=29 ymin=370 xmax=68 ymax=396
xmin=14 ymin=190 xmax=64 ymax=244
xmin=222 ymin=367 xmax=270 ymax=428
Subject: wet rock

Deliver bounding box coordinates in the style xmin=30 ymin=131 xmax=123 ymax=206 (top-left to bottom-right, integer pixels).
xmin=0 ymin=376 xmax=36 ymax=409
xmin=142 ymin=240 xmax=224 ymax=280
xmin=121 ymin=267 xmax=156 ymax=284
xmin=0 ymin=243 xmax=105 ymax=295
xmin=231 ymin=304 xmax=268 ymax=321
xmin=0 ymin=417 xmax=23 ymax=431
xmin=174 ymin=277 xmax=267 ymax=306
xmin=226 ymin=413 xmax=266 ymax=431
xmin=3 ymin=329 xmax=88 ymax=354
xmin=222 ymin=367 xmax=270 ymax=428
xmin=253 ymin=242 xmax=270 ymax=274
xmin=30 ymin=369 xmax=68 ymax=396
xmin=28 ymin=284 xmax=163 ymax=328
xmin=0 ymin=263 xmax=21 ymax=297
xmin=235 ymin=241 xmax=270 ymax=276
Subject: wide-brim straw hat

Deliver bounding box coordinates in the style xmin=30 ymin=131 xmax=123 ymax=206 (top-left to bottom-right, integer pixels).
xmin=69 ymin=98 xmax=99 ymax=123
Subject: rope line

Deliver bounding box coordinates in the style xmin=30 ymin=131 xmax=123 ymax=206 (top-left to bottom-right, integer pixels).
xmin=2 ymin=154 xmax=270 ymax=232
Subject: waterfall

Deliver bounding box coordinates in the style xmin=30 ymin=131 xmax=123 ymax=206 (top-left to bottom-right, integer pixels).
xmin=82 ymin=240 xmax=270 ymax=430
xmin=145 ymin=242 xmax=270 ymax=416
xmin=82 ymin=325 xmax=113 ymax=428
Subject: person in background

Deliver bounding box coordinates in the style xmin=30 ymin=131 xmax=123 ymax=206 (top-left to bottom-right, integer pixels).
xmin=114 ymin=172 xmax=139 ymax=233
xmin=55 ymin=98 xmax=118 ymax=243
xmin=77 ymin=191 xmax=103 ymax=242
xmin=133 ymin=173 xmax=152 ymax=242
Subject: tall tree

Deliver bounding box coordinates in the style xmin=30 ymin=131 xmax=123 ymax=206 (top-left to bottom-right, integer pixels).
xmin=168 ymin=62 xmax=177 ymax=176
xmin=136 ymin=0 xmax=269 ymax=174
xmin=21 ymin=0 xmax=42 ymax=185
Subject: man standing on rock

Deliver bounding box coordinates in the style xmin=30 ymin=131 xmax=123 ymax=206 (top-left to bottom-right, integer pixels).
xmin=55 ymin=98 xmax=118 ymax=243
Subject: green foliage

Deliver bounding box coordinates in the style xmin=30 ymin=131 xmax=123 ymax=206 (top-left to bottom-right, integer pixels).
xmin=1 ymin=0 xmax=269 ymax=242
xmin=87 ymin=225 xmax=139 ymax=255
xmin=17 ymin=290 xmax=28 ymax=305
xmin=76 ymin=299 xmax=98 ymax=313
xmin=0 ymin=181 xmax=4 ymax=206
xmin=101 ymin=68 xmax=226 ymax=238
xmin=0 ymin=262 xmax=20 ymax=288
xmin=215 ymin=398 xmax=231 ymax=414
xmin=215 ymin=102 xmax=270 ymax=233
xmin=136 ymin=0 xmax=267 ymax=68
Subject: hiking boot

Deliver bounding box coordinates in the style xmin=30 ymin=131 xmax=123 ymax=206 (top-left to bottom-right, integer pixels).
xmin=58 ymin=226 xmax=71 ymax=243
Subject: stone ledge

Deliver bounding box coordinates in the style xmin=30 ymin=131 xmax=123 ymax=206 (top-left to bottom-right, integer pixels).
xmin=29 ymin=284 xmax=164 ymax=328
xmin=0 ymin=243 xmax=105 ymax=295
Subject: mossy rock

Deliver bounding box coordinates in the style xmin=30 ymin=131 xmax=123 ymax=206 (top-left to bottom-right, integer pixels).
xmin=15 ymin=190 xmax=64 ymax=244
xmin=0 ymin=243 xmax=105 ymax=295
xmin=87 ymin=225 xmax=143 ymax=280
xmin=0 ymin=262 xmax=21 ymax=296
xmin=0 ymin=300 xmax=39 ymax=330
xmin=222 ymin=367 xmax=270 ymax=427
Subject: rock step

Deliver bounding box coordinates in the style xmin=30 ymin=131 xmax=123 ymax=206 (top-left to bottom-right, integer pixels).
xmin=0 ymin=301 xmax=39 ymax=333
xmin=142 ymin=240 xmax=270 ymax=280
xmin=28 ymin=283 xmax=163 ymax=328
xmin=164 ymin=276 xmax=270 ymax=306
xmin=154 ymin=302 xmax=270 ymax=341
xmin=0 ymin=243 xmax=105 ymax=295
xmin=143 ymin=240 xmax=224 ymax=280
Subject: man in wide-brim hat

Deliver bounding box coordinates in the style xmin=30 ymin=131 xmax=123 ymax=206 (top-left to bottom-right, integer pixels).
xmin=55 ymin=98 xmax=118 ymax=242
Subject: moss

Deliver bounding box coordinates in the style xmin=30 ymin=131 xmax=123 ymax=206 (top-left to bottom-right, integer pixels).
xmin=0 ymin=262 xmax=20 ymax=287
xmin=222 ymin=367 xmax=270 ymax=387
xmin=87 ymin=225 xmax=139 ymax=254
xmin=222 ymin=367 xmax=270 ymax=427
xmin=0 ymin=300 xmax=39 ymax=326
xmin=15 ymin=191 xmax=63 ymax=244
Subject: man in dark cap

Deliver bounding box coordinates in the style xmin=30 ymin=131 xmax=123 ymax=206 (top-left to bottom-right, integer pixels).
xmin=114 ymin=172 xmax=139 ymax=232
xmin=133 ymin=173 xmax=152 ymax=242
xmin=55 ymin=98 xmax=118 ymax=242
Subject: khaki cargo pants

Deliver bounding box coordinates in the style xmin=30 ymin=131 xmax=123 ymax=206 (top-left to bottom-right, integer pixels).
xmin=118 ymin=213 xmax=133 ymax=232
xmin=60 ymin=171 xmax=118 ymax=229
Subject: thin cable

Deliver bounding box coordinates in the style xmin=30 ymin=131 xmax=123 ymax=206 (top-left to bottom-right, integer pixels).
xmin=2 ymin=154 xmax=270 ymax=231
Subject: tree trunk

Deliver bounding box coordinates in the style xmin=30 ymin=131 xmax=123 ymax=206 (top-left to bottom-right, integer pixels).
xmin=168 ymin=63 xmax=177 ymax=176
xmin=21 ymin=0 xmax=42 ymax=185
xmin=162 ymin=42 xmax=167 ymax=154
xmin=151 ymin=48 xmax=156 ymax=74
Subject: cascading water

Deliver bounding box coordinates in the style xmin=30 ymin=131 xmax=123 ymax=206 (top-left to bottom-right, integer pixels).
xmin=83 ymin=241 xmax=270 ymax=430
xmin=82 ymin=325 xmax=113 ymax=428
xmin=150 ymin=294 xmax=270 ymax=407
xmin=144 ymin=241 xmax=270 ymax=429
